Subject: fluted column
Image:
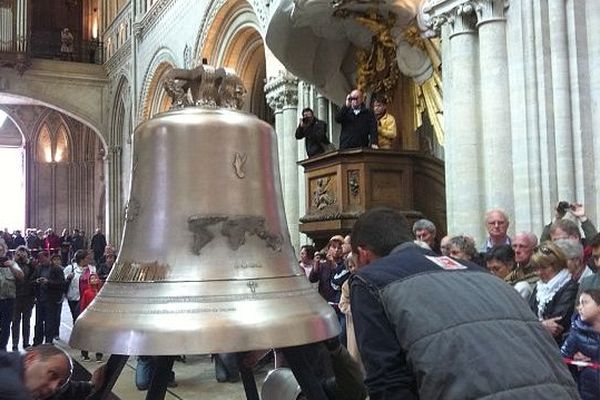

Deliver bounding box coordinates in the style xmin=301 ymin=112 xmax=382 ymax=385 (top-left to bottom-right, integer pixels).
xmin=107 ymin=145 xmax=123 ymax=247
xmin=548 ymin=0 xmax=575 ymax=200
xmin=475 ymin=0 xmax=514 ymax=217
xmin=586 ymin=1 xmax=600 ymax=216
xmin=265 ymin=72 xmax=301 ymax=252
xmin=431 ymin=2 xmax=483 ymax=238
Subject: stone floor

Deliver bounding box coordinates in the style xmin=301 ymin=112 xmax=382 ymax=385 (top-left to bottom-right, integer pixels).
xmin=11 ymin=302 xmax=270 ymax=399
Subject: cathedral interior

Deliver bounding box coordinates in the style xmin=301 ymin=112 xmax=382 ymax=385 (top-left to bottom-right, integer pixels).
xmin=1 ymin=0 xmax=600 ymax=398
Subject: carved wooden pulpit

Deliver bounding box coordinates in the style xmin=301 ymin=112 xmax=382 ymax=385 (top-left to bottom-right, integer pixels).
xmin=298 ymin=148 xmax=446 ymax=246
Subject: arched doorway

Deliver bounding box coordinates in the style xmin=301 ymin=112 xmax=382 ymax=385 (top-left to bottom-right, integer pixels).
xmin=0 ymin=108 xmax=26 ymax=233
xmin=197 ymin=0 xmax=271 ymax=122
xmin=0 ymin=101 xmax=107 ymax=243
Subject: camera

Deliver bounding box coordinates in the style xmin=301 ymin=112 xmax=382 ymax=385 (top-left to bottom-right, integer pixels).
xmin=556 ymin=201 xmax=571 ymax=214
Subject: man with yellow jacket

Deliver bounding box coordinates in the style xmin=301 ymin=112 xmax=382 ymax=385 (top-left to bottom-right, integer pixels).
xmin=373 ymin=97 xmax=397 ymax=149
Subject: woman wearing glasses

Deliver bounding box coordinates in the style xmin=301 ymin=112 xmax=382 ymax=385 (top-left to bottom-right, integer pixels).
xmin=528 ymin=241 xmax=578 ymax=345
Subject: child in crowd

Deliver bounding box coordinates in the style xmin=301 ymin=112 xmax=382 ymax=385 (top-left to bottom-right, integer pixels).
xmin=561 ymin=289 xmax=600 ymax=400
xmin=79 ymin=273 xmax=103 ymax=362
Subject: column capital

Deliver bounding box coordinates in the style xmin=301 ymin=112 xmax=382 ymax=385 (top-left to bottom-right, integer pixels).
xmin=424 ymin=1 xmax=478 ymax=37
xmin=265 ymin=71 xmax=299 ymax=111
xmin=475 ymin=0 xmax=509 ymax=26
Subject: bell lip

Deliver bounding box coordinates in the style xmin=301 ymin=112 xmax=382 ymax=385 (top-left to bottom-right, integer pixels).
xmin=68 ymin=310 xmax=340 ymax=355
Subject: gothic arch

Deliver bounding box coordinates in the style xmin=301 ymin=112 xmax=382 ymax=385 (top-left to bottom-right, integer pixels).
xmin=195 ymin=0 xmax=269 ymax=119
xmin=139 ymin=48 xmax=177 ymax=121
xmin=0 ymin=93 xmax=107 ymax=151
xmin=32 ymin=111 xmax=73 ymax=164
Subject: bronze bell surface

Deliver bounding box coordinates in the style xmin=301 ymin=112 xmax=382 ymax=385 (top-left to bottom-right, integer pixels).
xmin=69 ymin=66 xmax=340 ymax=355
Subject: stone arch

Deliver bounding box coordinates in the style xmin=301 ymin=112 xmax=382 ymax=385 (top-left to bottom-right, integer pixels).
xmin=0 ymin=93 xmax=107 ymax=151
xmin=139 ymin=48 xmax=177 ymax=121
xmin=31 ymin=110 xmax=73 ymax=164
xmin=194 ymin=0 xmax=270 ymax=119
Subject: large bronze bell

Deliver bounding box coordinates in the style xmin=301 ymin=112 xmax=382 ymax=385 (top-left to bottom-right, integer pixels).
xmin=69 ymin=66 xmax=339 ymax=355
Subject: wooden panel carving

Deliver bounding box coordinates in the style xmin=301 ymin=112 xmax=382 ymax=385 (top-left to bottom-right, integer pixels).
xmin=347 ymin=169 xmax=360 ymax=206
xmin=309 ymin=174 xmax=337 ymax=213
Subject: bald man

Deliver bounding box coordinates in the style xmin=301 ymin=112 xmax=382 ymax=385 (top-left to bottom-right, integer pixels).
xmin=335 ymin=89 xmax=378 ymax=150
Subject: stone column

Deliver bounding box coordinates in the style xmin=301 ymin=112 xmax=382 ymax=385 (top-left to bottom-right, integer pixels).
xmin=586 ymin=1 xmax=600 ymax=216
xmin=548 ymin=0 xmax=575 ymax=200
xmin=265 ymin=72 xmax=301 ymax=252
xmin=107 ymin=145 xmax=123 ymax=246
xmin=432 ymin=3 xmax=483 ymax=238
xmin=475 ymin=0 xmax=514 ymax=217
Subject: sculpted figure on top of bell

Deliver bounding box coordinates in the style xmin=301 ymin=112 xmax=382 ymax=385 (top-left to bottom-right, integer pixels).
xmin=163 ymin=65 xmax=247 ymax=109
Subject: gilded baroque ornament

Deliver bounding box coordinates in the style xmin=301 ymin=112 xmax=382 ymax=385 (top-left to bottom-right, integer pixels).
xmin=333 ymin=7 xmax=400 ymax=99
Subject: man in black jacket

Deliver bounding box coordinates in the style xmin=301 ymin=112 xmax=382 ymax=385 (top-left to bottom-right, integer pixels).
xmin=335 ymin=89 xmax=377 ymax=150
xmin=295 ymin=107 xmax=330 ymax=157
xmin=32 ymin=251 xmax=65 ymax=345
xmin=350 ymin=207 xmax=578 ymax=400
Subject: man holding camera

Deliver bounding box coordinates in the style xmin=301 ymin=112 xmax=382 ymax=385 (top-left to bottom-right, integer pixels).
xmin=540 ymin=201 xmax=598 ymax=243
xmin=295 ymin=107 xmax=330 ymax=157
xmin=32 ymin=251 xmax=65 ymax=345
xmin=335 ymin=89 xmax=377 ymax=150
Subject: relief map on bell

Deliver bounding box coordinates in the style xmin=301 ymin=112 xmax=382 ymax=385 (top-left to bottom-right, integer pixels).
xmin=187 ymin=214 xmax=283 ymax=255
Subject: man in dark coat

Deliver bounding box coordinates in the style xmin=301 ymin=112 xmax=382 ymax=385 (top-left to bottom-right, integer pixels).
xmin=90 ymin=228 xmax=107 ymax=266
xmin=335 ymin=89 xmax=377 ymax=150
xmin=349 ymin=207 xmax=579 ymax=400
xmin=295 ymin=107 xmax=330 ymax=157
xmin=32 ymin=251 xmax=65 ymax=345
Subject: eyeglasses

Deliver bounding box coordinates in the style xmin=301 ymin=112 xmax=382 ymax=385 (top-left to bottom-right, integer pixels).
xmin=348 ymin=97 xmax=359 ymax=101
xmin=533 ymin=244 xmax=556 ymax=257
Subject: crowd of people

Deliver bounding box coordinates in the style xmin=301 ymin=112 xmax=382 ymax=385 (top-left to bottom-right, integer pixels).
xmin=298 ymin=201 xmax=600 ymax=399
xmin=5 ymin=198 xmax=600 ymax=399
xmin=0 ymin=227 xmax=114 ymax=357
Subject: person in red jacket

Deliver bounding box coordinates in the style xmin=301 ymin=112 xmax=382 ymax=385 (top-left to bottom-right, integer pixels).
xmin=79 ymin=273 xmax=103 ymax=362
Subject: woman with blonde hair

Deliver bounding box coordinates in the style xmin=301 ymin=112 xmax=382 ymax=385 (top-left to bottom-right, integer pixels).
xmin=528 ymin=241 xmax=578 ymax=345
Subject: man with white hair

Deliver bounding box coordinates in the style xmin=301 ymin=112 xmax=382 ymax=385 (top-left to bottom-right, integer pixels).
xmin=511 ymin=232 xmax=537 ymax=268
xmin=482 ymin=209 xmax=511 ymax=252
xmin=504 ymin=232 xmax=539 ymax=299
